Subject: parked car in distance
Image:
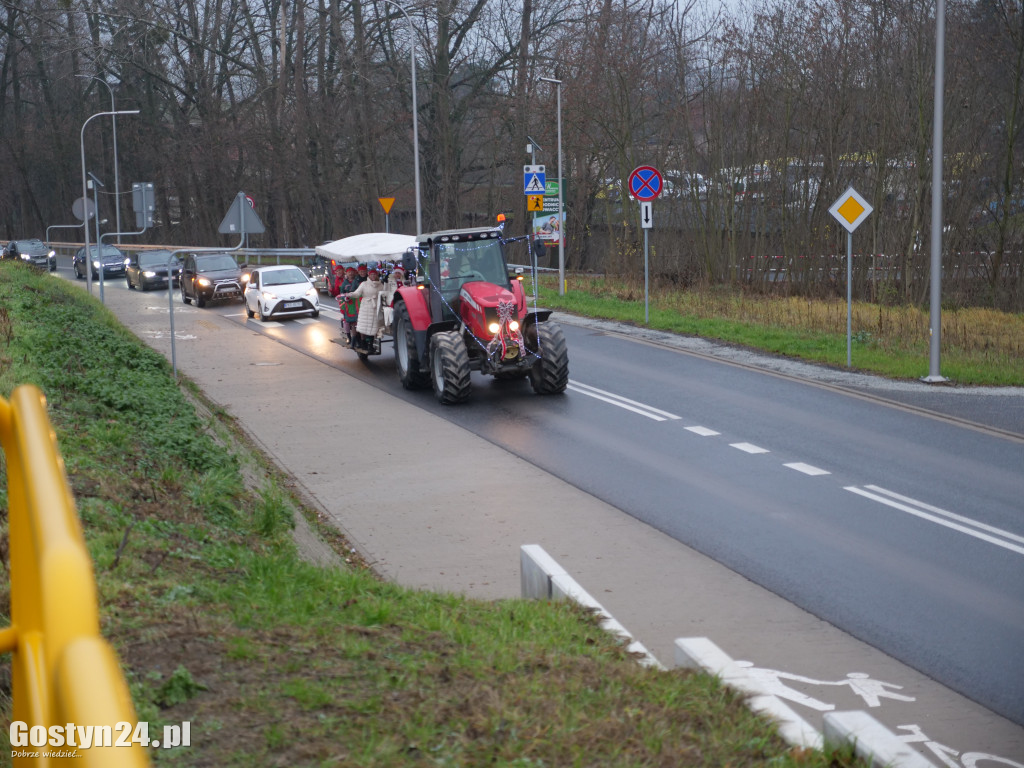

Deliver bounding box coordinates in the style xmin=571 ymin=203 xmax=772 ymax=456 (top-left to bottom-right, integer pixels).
xmin=125 ymin=249 xmax=182 ymax=291
xmin=179 ymin=252 xmax=244 ymax=307
xmin=244 ymin=265 xmax=320 ymax=322
xmin=73 ymin=244 xmax=126 ymax=280
xmin=2 ymin=239 xmax=57 ymax=271
xmin=308 ymin=253 xmax=341 ymax=294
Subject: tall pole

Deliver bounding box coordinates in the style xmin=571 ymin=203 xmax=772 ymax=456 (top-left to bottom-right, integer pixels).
xmin=384 ymin=1 xmax=422 ymax=236
xmin=540 ymin=77 xmax=564 ymax=295
xmin=80 ymin=109 xmax=138 ymax=296
xmin=925 ymin=0 xmax=947 ymax=382
xmin=79 ymin=76 xmax=123 ymax=243
xmin=88 ymin=172 xmax=105 ymax=303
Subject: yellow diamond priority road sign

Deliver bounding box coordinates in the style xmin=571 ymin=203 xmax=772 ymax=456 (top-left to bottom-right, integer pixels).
xmin=828 ymin=186 xmax=873 ymax=233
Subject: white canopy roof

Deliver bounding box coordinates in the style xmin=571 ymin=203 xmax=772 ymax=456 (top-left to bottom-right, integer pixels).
xmin=314 ymin=233 xmax=417 ymax=263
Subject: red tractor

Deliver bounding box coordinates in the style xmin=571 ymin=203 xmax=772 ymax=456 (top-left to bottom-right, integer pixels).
xmin=389 ymin=226 xmax=569 ymax=404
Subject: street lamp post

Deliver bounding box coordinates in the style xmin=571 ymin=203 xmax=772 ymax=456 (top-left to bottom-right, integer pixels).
xmin=383 ymin=0 xmax=422 ymax=237
xmin=78 ymin=75 xmax=123 ymax=242
xmin=81 ymin=109 xmax=138 ymax=297
xmin=925 ymin=0 xmax=948 ymax=382
xmin=539 ymin=76 xmax=564 ymax=296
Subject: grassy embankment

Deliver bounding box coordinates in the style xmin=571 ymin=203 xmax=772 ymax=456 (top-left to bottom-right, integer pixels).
xmin=0 ymin=263 xmax=861 ymax=766
xmin=533 ymin=275 xmax=1024 ymax=387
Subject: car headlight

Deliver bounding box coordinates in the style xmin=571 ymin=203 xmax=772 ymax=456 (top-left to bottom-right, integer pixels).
xmin=47 ymin=250 xmax=55 ymax=258
xmin=240 ymin=273 xmax=251 ymax=284
xmin=305 ymin=287 xmax=318 ymax=299
xmin=92 ymin=260 xmax=101 ymax=268
xmin=124 ymin=258 xmax=131 ymax=266
xmin=143 ymin=270 xmax=157 ymax=278
xmin=197 ymin=277 xmax=211 ymax=287
xmin=261 ymin=291 xmax=278 ymax=301
xmin=20 ymin=253 xmax=31 ymax=261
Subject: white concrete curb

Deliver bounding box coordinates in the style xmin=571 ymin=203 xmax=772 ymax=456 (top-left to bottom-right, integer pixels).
xmin=675 ymin=637 xmax=936 ymax=767
xmin=673 ymin=636 xmax=823 ymax=750
xmin=520 ymin=544 xmax=664 ymax=669
xmin=824 ymin=711 xmax=937 ymax=768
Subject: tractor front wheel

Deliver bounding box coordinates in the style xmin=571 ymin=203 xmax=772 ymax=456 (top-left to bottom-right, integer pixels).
xmin=395 ymin=303 xmax=430 ymax=390
xmin=528 ymin=322 xmax=569 ymax=395
xmin=430 ymin=331 xmax=472 ymax=404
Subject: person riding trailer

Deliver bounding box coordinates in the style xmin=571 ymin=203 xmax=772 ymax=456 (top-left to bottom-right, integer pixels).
xmin=340 ymin=267 xmax=385 ymax=351
xmin=336 ymin=266 xmax=361 ymax=345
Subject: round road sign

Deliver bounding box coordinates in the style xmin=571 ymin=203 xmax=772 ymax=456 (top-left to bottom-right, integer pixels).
xmin=628 ymin=166 xmax=664 ymax=202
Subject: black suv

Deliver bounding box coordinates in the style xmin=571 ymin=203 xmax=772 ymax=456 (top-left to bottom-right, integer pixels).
xmin=179 ymin=253 xmax=244 ymax=307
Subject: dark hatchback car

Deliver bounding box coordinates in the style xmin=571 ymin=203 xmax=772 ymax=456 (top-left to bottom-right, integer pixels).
xmin=180 ymin=252 xmax=244 ymax=307
xmin=125 ymin=249 xmax=182 ymax=291
xmin=73 ymin=244 xmax=127 ymax=280
xmin=308 ymin=253 xmax=341 ymax=294
xmin=2 ymin=239 xmax=57 ymax=271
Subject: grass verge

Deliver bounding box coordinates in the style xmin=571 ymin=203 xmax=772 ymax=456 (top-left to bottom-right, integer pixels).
xmin=0 ymin=262 xmax=863 ymax=765
xmin=531 ymin=275 xmax=1024 ymax=386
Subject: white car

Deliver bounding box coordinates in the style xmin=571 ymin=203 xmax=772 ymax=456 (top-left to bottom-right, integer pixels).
xmin=244 ymin=265 xmax=320 ymax=322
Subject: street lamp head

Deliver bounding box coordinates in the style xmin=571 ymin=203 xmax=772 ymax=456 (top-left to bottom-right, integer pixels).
xmin=539 ymin=76 xmax=562 ymax=85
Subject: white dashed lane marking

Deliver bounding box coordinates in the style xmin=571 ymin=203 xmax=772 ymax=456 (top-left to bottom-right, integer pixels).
xmin=730 ymin=442 xmax=770 ymax=454
xmin=785 ymin=463 xmax=831 ymax=476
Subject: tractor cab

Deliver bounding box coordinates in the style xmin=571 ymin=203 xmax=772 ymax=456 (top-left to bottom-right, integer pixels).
xmin=404 ymin=228 xmax=511 ymax=324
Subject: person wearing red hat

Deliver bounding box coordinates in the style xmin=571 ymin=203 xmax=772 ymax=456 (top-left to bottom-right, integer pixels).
xmin=336 ymin=266 xmax=361 ymax=345
xmin=327 ymin=263 xmax=346 ymax=297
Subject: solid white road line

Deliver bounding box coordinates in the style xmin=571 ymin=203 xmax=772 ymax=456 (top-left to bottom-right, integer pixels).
xmin=845 ymin=485 xmax=1024 ymax=557
xmin=566 ymin=381 xmax=681 ymax=422
xmin=863 ymin=485 xmax=1024 ymax=546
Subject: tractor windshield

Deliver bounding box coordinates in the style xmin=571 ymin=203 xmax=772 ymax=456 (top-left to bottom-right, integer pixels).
xmin=436 ymin=239 xmax=508 ymax=295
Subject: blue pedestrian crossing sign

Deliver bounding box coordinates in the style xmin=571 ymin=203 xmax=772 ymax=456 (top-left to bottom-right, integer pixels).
xmin=524 ymin=165 xmax=546 ymax=195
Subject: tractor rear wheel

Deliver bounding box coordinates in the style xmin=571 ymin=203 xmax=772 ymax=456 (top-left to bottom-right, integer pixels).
xmin=395 ymin=303 xmax=430 ymax=390
xmin=528 ymin=322 xmax=569 ymax=394
xmin=430 ymin=331 xmax=472 ymax=404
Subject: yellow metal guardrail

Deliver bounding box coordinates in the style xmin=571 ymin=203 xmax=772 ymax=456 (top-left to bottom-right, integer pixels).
xmin=1 ymin=385 xmax=148 ymax=767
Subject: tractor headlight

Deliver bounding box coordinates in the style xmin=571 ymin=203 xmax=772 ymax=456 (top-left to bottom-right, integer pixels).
xmin=508 ymin=320 xmax=520 ymax=332
xmin=488 ymin=322 xmax=501 ymax=334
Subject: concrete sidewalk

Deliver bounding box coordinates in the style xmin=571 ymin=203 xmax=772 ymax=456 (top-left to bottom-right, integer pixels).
xmin=97 ymin=283 xmax=1024 ymax=762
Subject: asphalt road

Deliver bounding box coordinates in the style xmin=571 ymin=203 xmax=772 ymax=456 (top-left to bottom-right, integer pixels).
xmin=56 ymin=264 xmax=1024 ymax=762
